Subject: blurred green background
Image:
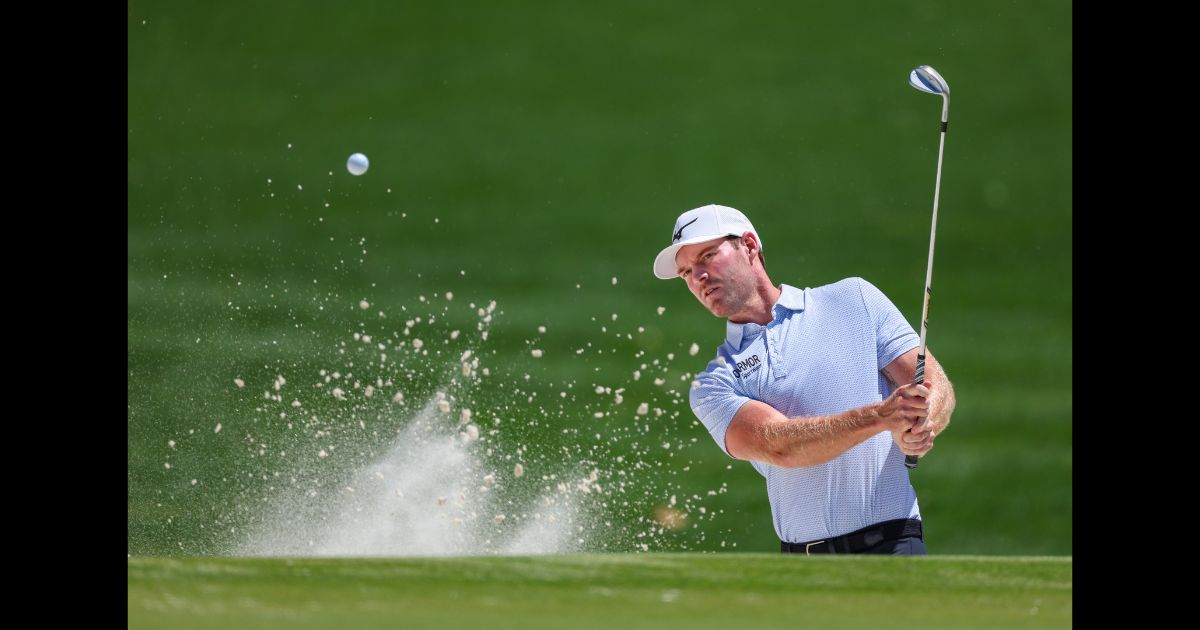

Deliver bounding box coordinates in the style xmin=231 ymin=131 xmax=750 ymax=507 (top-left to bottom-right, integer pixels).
xmin=128 ymin=0 xmax=1071 ymax=555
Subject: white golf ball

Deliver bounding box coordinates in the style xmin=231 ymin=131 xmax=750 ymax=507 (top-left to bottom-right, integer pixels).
xmin=347 ymin=152 xmax=369 ymax=176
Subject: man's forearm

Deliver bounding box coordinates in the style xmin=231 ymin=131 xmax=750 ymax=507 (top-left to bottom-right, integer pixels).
xmin=927 ymin=363 xmax=956 ymax=436
xmin=758 ymin=404 xmax=884 ymax=468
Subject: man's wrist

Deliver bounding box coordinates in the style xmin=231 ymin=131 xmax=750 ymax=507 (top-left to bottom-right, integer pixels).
xmin=863 ymin=403 xmax=885 ymax=431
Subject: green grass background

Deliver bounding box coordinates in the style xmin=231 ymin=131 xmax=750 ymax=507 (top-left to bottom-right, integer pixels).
xmin=128 ymin=555 xmax=1071 ymax=629
xmin=128 ymin=0 xmax=1071 ymax=556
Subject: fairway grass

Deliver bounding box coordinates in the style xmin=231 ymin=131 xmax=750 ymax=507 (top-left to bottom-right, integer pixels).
xmin=129 ymin=554 xmax=1071 ymax=629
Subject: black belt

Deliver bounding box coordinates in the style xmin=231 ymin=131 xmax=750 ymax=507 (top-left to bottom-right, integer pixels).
xmin=781 ymin=518 xmax=923 ymax=555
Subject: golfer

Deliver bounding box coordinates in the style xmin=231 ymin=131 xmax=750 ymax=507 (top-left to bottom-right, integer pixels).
xmin=653 ymin=204 xmax=956 ymax=555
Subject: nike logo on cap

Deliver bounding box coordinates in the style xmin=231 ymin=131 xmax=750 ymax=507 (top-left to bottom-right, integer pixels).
xmin=672 ymin=218 xmax=698 ymax=242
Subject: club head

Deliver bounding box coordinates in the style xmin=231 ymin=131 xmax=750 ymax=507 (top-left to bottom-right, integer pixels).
xmin=909 ymin=65 xmax=949 ymax=97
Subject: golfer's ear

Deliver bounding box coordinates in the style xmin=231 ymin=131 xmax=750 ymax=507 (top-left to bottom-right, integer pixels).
xmin=742 ymin=232 xmax=758 ymax=253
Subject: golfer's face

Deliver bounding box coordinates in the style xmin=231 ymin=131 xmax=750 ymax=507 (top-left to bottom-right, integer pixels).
xmin=676 ymin=238 xmax=742 ymax=316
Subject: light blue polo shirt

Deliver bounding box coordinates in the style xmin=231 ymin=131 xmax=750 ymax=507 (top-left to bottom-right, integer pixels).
xmin=689 ymin=277 xmax=922 ymax=543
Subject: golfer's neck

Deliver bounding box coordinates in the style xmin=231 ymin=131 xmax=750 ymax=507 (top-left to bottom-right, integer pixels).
xmin=728 ymin=283 xmax=782 ymax=326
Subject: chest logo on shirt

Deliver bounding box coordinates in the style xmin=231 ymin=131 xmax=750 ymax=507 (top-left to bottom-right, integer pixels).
xmin=732 ymin=354 xmax=762 ymax=379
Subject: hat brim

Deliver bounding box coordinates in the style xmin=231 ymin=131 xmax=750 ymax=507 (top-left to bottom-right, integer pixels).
xmin=653 ymin=234 xmax=735 ymax=280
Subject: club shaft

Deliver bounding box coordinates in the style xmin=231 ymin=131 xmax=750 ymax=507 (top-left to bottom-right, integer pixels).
xmin=918 ymin=123 xmax=946 ymax=360
xmin=905 ymin=112 xmax=947 ymax=471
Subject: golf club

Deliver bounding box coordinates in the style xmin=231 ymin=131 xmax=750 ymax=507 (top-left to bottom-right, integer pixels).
xmin=904 ymin=65 xmax=949 ymax=470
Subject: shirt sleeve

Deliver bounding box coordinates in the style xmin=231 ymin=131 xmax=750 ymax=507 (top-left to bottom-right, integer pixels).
xmin=690 ymin=354 xmax=751 ymax=458
xmin=855 ymin=277 xmax=920 ymax=369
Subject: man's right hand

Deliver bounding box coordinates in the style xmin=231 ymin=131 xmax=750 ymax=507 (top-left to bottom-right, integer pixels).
xmin=874 ymin=383 xmax=929 ymax=433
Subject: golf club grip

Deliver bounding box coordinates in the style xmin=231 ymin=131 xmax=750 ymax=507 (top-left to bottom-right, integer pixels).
xmin=904 ymin=354 xmax=926 ymax=469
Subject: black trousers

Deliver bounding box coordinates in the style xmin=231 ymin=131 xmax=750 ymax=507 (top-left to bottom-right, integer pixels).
xmin=861 ymin=536 xmax=927 ymax=555
xmin=781 ymin=518 xmax=927 ymax=555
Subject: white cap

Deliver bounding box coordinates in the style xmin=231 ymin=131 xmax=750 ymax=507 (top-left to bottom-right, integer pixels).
xmin=652 ymin=204 xmax=762 ymax=279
